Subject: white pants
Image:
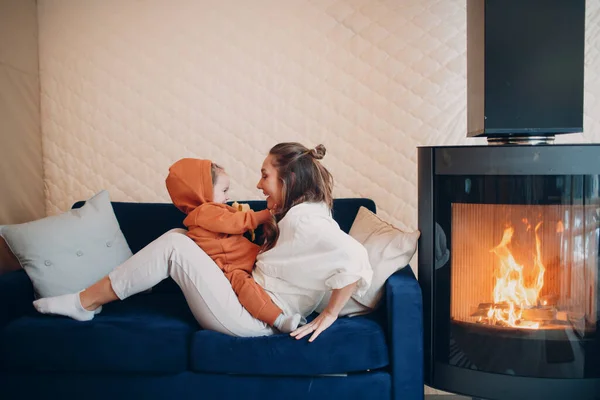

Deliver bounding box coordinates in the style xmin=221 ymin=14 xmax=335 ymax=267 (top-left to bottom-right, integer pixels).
xmin=108 ymin=229 xmax=275 ymax=337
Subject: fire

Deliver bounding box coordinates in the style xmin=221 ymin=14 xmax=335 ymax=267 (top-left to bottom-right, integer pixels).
xmin=486 ymin=222 xmax=545 ymax=329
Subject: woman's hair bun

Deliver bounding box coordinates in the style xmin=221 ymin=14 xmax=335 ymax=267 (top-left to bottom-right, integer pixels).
xmin=310 ymin=144 xmax=326 ymax=160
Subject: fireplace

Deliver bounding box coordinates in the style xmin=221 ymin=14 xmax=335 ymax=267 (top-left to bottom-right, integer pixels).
xmin=418 ymin=145 xmax=600 ymax=399
xmin=417 ymin=2 xmax=599 ymax=397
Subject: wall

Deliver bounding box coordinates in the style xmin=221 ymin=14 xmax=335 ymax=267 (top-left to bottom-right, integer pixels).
xmin=0 ymin=0 xmax=44 ymax=224
xmin=34 ymin=0 xmax=600 ymax=395
xmin=38 ymin=0 xmax=600 ymax=231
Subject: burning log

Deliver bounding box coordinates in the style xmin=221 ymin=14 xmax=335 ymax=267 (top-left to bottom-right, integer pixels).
xmin=470 ymin=302 xmax=556 ymax=322
xmin=470 ymin=302 xmax=508 ymax=317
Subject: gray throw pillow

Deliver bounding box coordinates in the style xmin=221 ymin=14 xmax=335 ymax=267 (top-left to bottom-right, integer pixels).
xmin=1 ymin=190 xmax=132 ymax=298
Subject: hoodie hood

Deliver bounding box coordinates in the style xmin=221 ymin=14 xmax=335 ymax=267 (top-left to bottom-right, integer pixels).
xmin=166 ymin=158 xmax=213 ymax=215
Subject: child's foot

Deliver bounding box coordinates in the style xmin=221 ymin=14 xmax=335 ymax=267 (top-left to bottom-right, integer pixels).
xmin=274 ymin=313 xmax=302 ymax=333
xmin=33 ymin=291 xmax=98 ymax=321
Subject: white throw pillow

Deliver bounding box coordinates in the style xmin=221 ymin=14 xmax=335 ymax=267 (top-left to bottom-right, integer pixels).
xmin=316 ymin=206 xmax=420 ymax=316
xmin=1 ymin=190 xmax=133 ymax=298
xmin=349 ymin=206 xmax=420 ymax=309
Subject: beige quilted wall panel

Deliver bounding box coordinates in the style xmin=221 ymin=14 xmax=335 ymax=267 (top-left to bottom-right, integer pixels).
xmin=38 ymin=0 xmax=600 ymax=235
xmin=37 ymin=1 xmax=600 ymax=395
xmin=0 ymin=0 xmax=44 ymax=225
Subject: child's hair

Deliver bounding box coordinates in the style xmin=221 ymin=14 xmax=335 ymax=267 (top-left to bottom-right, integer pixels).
xmin=210 ymin=163 xmax=225 ymax=186
xmin=261 ymin=143 xmax=333 ymax=252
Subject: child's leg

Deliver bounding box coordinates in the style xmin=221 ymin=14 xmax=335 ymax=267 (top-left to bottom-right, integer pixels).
xmin=80 ymin=276 xmax=118 ymax=310
xmin=34 ymin=228 xmax=187 ymax=321
xmin=35 ymin=229 xmax=276 ymax=336
xmin=225 ymin=268 xmax=282 ymax=326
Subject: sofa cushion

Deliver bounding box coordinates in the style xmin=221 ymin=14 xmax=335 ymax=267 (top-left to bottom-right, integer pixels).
xmin=190 ymin=311 xmax=388 ymax=375
xmin=0 ymin=291 xmax=199 ymax=374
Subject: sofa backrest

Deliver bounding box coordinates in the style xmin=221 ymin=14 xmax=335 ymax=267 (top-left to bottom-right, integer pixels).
xmin=73 ymin=198 xmax=376 ymax=255
xmin=73 ymin=198 xmax=375 ymax=294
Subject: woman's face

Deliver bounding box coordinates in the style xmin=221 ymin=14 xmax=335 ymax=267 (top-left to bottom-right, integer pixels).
xmin=257 ymin=154 xmax=283 ymax=210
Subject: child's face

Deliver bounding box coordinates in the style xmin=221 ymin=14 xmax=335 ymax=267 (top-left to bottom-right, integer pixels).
xmin=213 ymin=173 xmax=231 ymax=204
xmin=256 ymin=155 xmax=283 ymax=210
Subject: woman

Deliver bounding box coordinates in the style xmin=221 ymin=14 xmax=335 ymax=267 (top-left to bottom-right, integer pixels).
xmin=33 ymin=143 xmax=372 ymax=342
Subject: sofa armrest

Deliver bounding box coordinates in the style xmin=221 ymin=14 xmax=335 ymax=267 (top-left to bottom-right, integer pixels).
xmin=0 ymin=270 xmax=34 ymax=328
xmin=386 ymin=266 xmax=424 ymax=400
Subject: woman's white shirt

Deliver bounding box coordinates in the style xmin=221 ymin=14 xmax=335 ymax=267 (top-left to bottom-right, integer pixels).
xmin=253 ymin=202 xmax=373 ymax=321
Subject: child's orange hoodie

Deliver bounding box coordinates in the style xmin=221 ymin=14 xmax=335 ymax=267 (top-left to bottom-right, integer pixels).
xmin=165 ymin=158 xmax=281 ymax=325
xmin=165 ymin=158 xmax=272 ymax=274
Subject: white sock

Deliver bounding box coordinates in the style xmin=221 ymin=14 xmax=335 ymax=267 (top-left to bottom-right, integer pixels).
xmin=273 ymin=313 xmax=302 ymax=333
xmin=33 ymin=291 xmax=96 ymax=322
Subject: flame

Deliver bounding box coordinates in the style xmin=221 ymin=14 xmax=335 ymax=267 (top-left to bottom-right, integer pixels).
xmin=487 ymin=222 xmax=545 ymax=329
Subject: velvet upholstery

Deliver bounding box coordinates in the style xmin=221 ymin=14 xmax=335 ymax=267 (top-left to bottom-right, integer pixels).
xmin=1 ymin=291 xmax=198 ymax=373
xmin=190 ymin=310 xmax=388 ymax=375
xmin=0 ymin=198 xmax=423 ymax=400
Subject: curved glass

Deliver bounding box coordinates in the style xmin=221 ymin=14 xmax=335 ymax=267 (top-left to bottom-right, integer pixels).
xmin=433 ymin=174 xmax=600 ymax=379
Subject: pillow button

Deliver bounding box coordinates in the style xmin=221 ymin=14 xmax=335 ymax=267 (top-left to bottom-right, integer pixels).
xmin=44 ymin=260 xmax=52 ymax=266
xmin=106 ymin=241 xmax=112 ymax=248
xmin=76 ymin=250 xmax=83 ymax=257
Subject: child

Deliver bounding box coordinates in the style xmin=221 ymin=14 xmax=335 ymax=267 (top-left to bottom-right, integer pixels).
xmin=165 ymin=158 xmax=301 ymax=333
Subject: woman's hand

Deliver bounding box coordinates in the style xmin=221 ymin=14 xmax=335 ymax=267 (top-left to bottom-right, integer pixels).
xmin=268 ymin=202 xmax=278 ymax=216
xmin=266 ymin=196 xmax=278 ymax=212
xmin=290 ymin=310 xmax=337 ymax=342
xmin=290 ymin=281 xmax=359 ymax=342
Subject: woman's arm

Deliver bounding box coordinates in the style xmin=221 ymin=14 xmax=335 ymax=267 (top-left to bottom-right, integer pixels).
xmin=290 ymin=280 xmax=358 ymax=342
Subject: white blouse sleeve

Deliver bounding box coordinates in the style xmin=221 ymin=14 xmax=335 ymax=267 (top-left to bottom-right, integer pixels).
xmin=322 ymin=238 xmax=372 ymax=296
xmin=284 ymin=215 xmax=373 ymax=296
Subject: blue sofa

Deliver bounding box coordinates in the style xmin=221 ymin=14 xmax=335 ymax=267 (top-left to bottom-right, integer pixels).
xmin=0 ymin=198 xmax=423 ymax=400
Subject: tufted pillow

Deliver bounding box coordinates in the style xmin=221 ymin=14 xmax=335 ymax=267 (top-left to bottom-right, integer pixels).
xmin=1 ymin=190 xmax=132 ymax=298
xmin=348 ymin=206 xmax=420 ymax=309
